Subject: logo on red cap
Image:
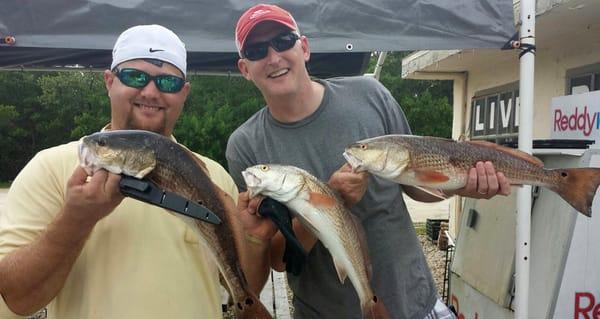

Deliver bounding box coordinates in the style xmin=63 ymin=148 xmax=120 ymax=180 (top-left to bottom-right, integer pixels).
xmin=235 ymin=4 xmax=299 ymax=56
xmin=250 ymin=9 xmax=272 ymax=20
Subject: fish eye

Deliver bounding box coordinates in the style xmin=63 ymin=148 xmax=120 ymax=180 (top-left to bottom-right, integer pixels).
xmin=360 ymin=144 xmax=367 ymax=150
xmin=97 ymin=139 xmax=106 ymax=147
xmin=260 ymin=165 xmax=269 ymax=171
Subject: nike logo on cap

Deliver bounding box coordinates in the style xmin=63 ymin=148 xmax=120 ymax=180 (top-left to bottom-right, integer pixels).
xmin=149 ymin=48 xmax=164 ymax=53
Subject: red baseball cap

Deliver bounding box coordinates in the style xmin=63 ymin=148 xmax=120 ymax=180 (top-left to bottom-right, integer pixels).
xmin=235 ymin=3 xmax=300 ymax=57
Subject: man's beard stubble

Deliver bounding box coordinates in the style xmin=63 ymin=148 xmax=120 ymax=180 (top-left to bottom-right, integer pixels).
xmin=125 ymin=109 xmax=168 ymax=136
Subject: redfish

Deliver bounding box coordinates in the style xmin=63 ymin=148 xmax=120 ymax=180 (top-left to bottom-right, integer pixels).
xmin=79 ymin=130 xmax=272 ymax=319
xmin=344 ymin=134 xmax=600 ymax=216
xmin=242 ymin=164 xmax=390 ymax=319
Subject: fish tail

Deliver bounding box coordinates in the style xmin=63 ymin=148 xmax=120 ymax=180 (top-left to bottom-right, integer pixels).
xmin=236 ymin=292 xmax=273 ymax=319
xmin=551 ymin=167 xmax=600 ymax=217
xmin=362 ymin=295 xmax=392 ymax=319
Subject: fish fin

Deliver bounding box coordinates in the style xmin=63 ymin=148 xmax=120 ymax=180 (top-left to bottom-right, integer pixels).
xmin=135 ymin=165 xmax=155 ymax=179
xmin=308 ymin=192 xmax=338 ymax=208
xmin=551 ymin=167 xmax=600 ymax=217
xmin=236 ymin=291 xmax=274 ymax=319
xmin=332 ymin=255 xmax=348 ymax=283
xmin=413 ymin=168 xmax=450 ymax=183
xmin=414 ymin=186 xmax=449 ymax=200
xmin=363 ymin=296 xmax=392 ymax=319
xmin=466 ymin=140 xmax=544 ymax=167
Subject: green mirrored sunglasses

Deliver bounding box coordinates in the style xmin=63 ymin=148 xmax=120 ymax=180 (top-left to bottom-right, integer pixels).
xmin=113 ymin=68 xmax=185 ymax=93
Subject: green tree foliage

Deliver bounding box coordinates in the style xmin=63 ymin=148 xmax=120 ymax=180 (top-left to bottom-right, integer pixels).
xmin=174 ymin=75 xmax=264 ymax=166
xmin=0 ymin=72 xmax=43 ymax=181
xmin=0 ymin=71 xmax=109 ymax=181
xmin=36 ymin=71 xmax=110 ymax=144
xmin=0 ymin=56 xmax=452 ymax=182
xmin=0 ymin=104 xmax=27 ymax=182
xmin=376 ymin=52 xmax=453 ymax=137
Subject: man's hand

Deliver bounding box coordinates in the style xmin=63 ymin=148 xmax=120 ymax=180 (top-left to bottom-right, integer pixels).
xmin=450 ymin=161 xmax=511 ymax=199
xmin=237 ymin=192 xmax=277 ymax=242
xmin=328 ymin=163 xmax=369 ymax=206
xmin=63 ymin=167 xmax=124 ymax=228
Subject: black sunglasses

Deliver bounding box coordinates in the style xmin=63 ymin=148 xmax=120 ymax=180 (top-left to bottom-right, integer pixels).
xmin=113 ymin=68 xmax=185 ymax=93
xmin=242 ymin=32 xmax=300 ymax=61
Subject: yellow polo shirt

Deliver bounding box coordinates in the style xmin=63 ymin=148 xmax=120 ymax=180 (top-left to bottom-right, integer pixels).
xmin=0 ymin=140 xmax=238 ymax=318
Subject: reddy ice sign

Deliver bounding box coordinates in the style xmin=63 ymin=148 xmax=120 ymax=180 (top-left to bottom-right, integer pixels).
xmin=551 ymin=90 xmax=600 ymax=140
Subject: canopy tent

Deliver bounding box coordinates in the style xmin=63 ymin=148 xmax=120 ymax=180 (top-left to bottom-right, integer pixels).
xmin=0 ymin=0 xmax=515 ymax=77
xmin=2 ymin=0 xmax=543 ymax=318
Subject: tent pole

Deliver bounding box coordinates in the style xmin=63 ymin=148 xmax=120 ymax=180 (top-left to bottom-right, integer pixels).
xmin=372 ymin=52 xmax=388 ymax=80
xmin=516 ymin=0 xmax=535 ymax=317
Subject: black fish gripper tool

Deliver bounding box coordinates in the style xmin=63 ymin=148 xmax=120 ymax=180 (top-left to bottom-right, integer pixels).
xmin=257 ymin=197 xmax=307 ymax=276
xmin=118 ymin=175 xmax=222 ymax=225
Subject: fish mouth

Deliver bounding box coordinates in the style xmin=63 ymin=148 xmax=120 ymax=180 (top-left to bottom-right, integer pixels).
xmin=78 ymin=140 xmax=127 ymax=177
xmin=78 ymin=142 xmax=96 ymax=175
xmin=343 ymin=151 xmax=365 ymax=172
xmin=241 ymin=170 xmax=262 ymax=198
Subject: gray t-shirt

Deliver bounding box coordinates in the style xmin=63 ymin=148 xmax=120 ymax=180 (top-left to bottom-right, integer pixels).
xmin=226 ymin=76 xmax=437 ymax=319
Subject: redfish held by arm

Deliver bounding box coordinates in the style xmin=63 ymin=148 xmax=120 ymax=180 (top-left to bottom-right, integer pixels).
xmin=242 ymin=164 xmax=391 ymax=319
xmin=344 ymin=134 xmax=600 ymax=217
xmin=79 ymin=130 xmax=273 ymax=319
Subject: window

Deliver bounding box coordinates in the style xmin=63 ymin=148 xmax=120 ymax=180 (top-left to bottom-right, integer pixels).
xmin=570 ymin=74 xmax=592 ymax=94
xmin=567 ymin=63 xmax=600 ymax=95
xmin=470 ymin=84 xmax=519 ymax=144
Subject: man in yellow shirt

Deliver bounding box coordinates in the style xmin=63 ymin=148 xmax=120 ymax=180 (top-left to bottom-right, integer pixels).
xmin=0 ymin=24 xmax=267 ymax=318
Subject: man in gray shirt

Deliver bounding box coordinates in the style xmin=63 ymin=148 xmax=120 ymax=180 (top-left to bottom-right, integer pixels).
xmin=227 ymin=4 xmax=510 ymax=319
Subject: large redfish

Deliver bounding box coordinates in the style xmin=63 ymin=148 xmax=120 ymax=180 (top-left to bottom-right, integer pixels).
xmin=242 ymin=164 xmax=391 ymax=319
xmin=344 ymin=134 xmax=600 ymax=217
xmin=79 ymin=130 xmax=272 ymax=319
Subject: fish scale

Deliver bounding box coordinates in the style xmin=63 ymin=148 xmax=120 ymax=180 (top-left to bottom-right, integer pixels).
xmin=405 ymin=137 xmax=559 ymax=187
xmin=302 ymin=176 xmax=367 ymax=282
xmin=344 ymin=134 xmax=600 ymax=216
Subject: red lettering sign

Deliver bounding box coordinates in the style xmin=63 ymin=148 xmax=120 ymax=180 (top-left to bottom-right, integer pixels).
xmin=553 ymin=106 xmax=598 ymax=136
xmin=575 ymin=292 xmax=600 ymax=319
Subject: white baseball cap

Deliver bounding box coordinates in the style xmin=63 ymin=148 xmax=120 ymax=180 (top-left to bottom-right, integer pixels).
xmin=111 ymin=24 xmax=187 ymax=77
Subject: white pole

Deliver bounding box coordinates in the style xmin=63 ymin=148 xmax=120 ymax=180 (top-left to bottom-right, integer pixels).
xmin=516 ymin=0 xmax=535 ymax=317
xmin=372 ymin=51 xmax=388 ymax=80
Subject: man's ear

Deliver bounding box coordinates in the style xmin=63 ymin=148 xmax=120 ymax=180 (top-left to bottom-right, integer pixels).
xmin=103 ymin=69 xmax=114 ymax=92
xmin=237 ymin=59 xmax=252 ymax=80
xmin=300 ymin=36 xmax=310 ymax=62
xmin=180 ymin=82 xmax=191 ymax=100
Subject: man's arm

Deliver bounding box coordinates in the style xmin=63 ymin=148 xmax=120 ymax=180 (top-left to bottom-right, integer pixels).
xmin=236 ymin=192 xmax=276 ymax=294
xmin=0 ymin=168 xmax=123 ymax=315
